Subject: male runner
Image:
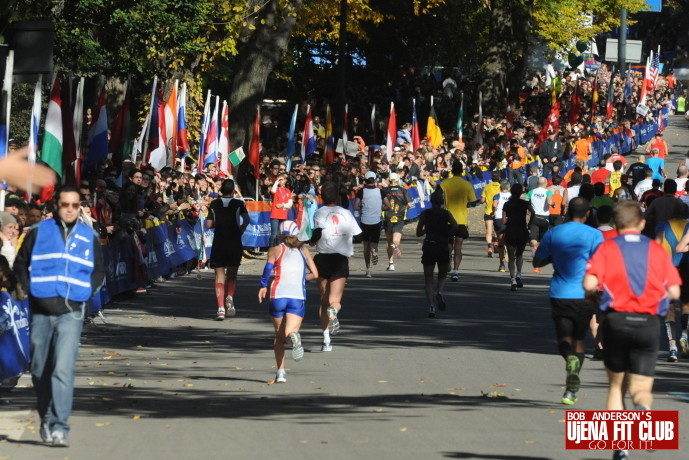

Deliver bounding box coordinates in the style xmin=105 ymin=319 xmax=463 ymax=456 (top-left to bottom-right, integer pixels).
xmin=481 ymin=171 xmax=502 ymax=258
xmin=382 ymin=172 xmax=412 ymax=271
xmin=355 ymin=171 xmax=385 ymax=277
xmin=492 ymin=180 xmax=512 ymax=272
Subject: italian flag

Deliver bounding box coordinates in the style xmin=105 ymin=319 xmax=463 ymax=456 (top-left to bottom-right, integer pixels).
xmin=41 ymin=75 xmax=63 ymax=178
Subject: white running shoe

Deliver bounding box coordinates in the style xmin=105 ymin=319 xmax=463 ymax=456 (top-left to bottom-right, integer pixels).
xmin=215 ymin=308 xmax=225 ymax=321
xmin=275 ymin=369 xmax=287 ymax=383
xmin=387 ymin=263 xmax=395 ymax=271
xmin=289 ymin=331 xmax=304 ymax=361
xmin=365 ymin=269 xmax=372 ymax=278
xmin=225 ymin=295 xmax=236 ymax=317
xmin=321 ymin=343 xmax=332 ymax=352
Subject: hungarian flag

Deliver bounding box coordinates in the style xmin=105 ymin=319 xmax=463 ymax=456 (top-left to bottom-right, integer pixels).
xmin=248 ymin=106 xmax=261 ymax=181
xmin=176 ymin=83 xmax=189 ymax=160
xmin=427 ymin=97 xmax=442 ymax=148
xmin=61 ymin=78 xmax=79 ymax=186
xmin=605 ymin=69 xmax=616 ymax=121
xmin=110 ymin=78 xmax=134 ymax=168
xmin=228 ymin=147 xmax=245 ymax=167
xmin=385 ymin=102 xmax=396 ymax=161
xmin=164 ymin=80 xmax=178 ymax=166
xmin=325 ymin=104 xmax=334 ymax=165
xmin=536 ymin=101 xmax=561 ymax=148
xmin=41 ymin=76 xmax=63 ymax=177
xmin=568 ymin=80 xmax=581 ymax=125
xmin=411 ymin=99 xmax=421 ymax=151
xmin=218 ymin=100 xmax=230 ymax=176
xmin=505 ymin=90 xmax=513 ymax=140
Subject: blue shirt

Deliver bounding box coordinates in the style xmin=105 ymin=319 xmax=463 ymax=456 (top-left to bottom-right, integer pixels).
xmin=535 ymin=221 xmax=604 ymax=299
xmin=646 ymin=156 xmax=664 ymax=182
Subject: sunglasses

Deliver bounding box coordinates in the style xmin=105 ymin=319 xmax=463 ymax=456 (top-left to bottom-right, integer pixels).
xmin=59 ymin=202 xmax=81 ymax=210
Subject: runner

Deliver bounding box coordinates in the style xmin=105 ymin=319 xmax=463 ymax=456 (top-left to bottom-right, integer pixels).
xmin=664 ymin=203 xmax=689 ymax=360
xmin=440 ymin=161 xmax=477 ymax=281
xmin=525 ymin=176 xmax=553 ymax=273
xmin=382 ymin=172 xmax=412 ymax=271
xmin=547 ymin=175 xmax=565 ymax=227
xmin=584 ymin=201 xmax=680 ymax=460
xmin=311 ymin=182 xmax=362 ymax=352
xmin=354 ymin=171 xmax=385 ymax=277
xmin=492 ymin=180 xmax=512 ymax=272
xmin=206 ymin=179 xmax=249 ymax=320
xmin=258 ymin=221 xmax=318 ymax=383
xmin=416 ymin=189 xmax=458 ymax=318
xmin=503 ymin=184 xmax=530 ymax=291
xmin=533 ymin=197 xmax=604 ymax=405
xmin=480 ymin=171 xmax=502 ymax=257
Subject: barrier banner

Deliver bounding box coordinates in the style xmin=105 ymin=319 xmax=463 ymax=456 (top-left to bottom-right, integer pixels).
xmin=172 ymin=220 xmax=199 ymax=264
xmin=243 ymin=201 xmax=272 ymax=247
xmin=0 ymin=292 xmax=31 ymax=379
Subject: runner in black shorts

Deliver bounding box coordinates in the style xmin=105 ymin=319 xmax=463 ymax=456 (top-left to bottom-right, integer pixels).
xmin=355 ymin=171 xmax=385 ymax=277
xmin=416 ymin=189 xmax=458 ymax=318
xmin=584 ymin=201 xmax=680 ymax=460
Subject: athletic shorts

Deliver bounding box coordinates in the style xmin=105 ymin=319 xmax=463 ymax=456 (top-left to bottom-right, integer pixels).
xmin=270 ymin=298 xmax=306 ymax=318
xmin=528 ymin=216 xmax=550 ymax=242
xmin=450 ymin=224 xmax=469 ymax=241
xmin=384 ymin=220 xmax=405 ymax=234
xmin=602 ymin=311 xmax=660 ymax=377
xmin=314 ymin=253 xmax=349 ymax=280
xmin=421 ymin=240 xmax=450 ymax=266
xmin=550 ymin=298 xmax=596 ymax=341
xmin=494 ymin=219 xmax=506 ymax=235
xmin=679 ymin=264 xmax=689 ymax=303
xmin=360 ymin=222 xmax=382 ymax=243
xmin=483 ymin=214 xmax=494 ymax=221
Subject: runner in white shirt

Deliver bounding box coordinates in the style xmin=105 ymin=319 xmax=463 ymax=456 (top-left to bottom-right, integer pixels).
xmin=311 ymin=181 xmax=362 ymax=352
xmin=492 ymin=180 xmax=511 ymax=272
xmin=354 ymin=171 xmax=385 ymax=277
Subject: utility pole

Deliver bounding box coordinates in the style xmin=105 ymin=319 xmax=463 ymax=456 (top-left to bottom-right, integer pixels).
xmin=618 ymin=8 xmax=627 ymax=76
xmin=336 ymin=0 xmax=348 ymax=137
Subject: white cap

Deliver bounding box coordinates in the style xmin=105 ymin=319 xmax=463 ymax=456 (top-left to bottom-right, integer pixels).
xmin=393 ymin=146 xmax=401 ymax=152
xmin=364 ymin=171 xmax=377 ymax=180
xmin=389 ymin=172 xmax=400 ymax=182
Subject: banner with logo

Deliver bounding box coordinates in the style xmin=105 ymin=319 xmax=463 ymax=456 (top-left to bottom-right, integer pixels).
xmin=0 ymin=292 xmax=31 ymax=379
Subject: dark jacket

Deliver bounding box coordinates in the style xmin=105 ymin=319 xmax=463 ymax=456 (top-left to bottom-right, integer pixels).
xmin=14 ymin=217 xmax=106 ymax=316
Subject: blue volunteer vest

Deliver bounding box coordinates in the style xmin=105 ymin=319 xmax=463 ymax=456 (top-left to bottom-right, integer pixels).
xmin=29 ymin=219 xmax=95 ymax=302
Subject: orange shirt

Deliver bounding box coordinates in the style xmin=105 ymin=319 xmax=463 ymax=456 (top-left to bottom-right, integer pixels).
xmin=649 ymin=139 xmax=668 ymax=159
xmin=574 ymin=138 xmax=591 ymax=161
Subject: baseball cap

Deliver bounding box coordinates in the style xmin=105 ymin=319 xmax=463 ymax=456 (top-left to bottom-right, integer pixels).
xmin=655 ymin=131 xmax=663 ymax=136
xmin=280 ymin=220 xmax=299 ymax=236
xmin=389 ymin=172 xmax=400 ymax=182
xmin=364 ymin=171 xmax=376 ymax=180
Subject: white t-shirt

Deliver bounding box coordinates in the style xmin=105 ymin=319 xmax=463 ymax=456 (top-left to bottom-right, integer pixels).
xmin=526 ymin=187 xmax=553 ymax=217
xmin=634 ymin=179 xmax=653 ymax=199
xmin=314 ymin=206 xmax=362 ymax=257
xmin=675 ymin=177 xmax=688 ymax=193
xmin=493 ymin=192 xmax=511 ymax=219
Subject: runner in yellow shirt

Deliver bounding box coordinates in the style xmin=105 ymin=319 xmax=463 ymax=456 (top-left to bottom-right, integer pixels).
xmin=480 ymin=171 xmax=502 ymax=257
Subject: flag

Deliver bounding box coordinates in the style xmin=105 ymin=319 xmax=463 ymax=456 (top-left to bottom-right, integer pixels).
xmin=133 ymin=76 xmax=156 ymax=164
xmin=427 ymin=96 xmax=442 ymax=148
xmin=72 ymin=77 xmax=84 ymax=163
xmin=218 ymin=100 xmax=230 ymax=176
xmin=203 ymin=95 xmax=219 ymax=167
xmin=248 ymin=107 xmax=261 ymax=182
xmin=300 ymin=104 xmax=316 ymax=163
xmin=41 ymin=75 xmax=62 ymax=177
xmin=110 ymin=78 xmax=134 ymax=168
xmin=537 ymin=101 xmax=561 ymax=147
xmin=385 ymin=102 xmax=396 ymax=162
xmin=505 ymin=89 xmax=513 ymax=140
xmin=342 ymin=103 xmax=349 ymax=146
xmin=411 ymin=99 xmax=421 ymax=151
xmin=147 ymin=88 xmax=167 ymax=171
xmin=61 ymin=78 xmax=78 ymax=186
xmin=228 ymin=146 xmax=245 ymax=167
xmin=605 ymin=67 xmax=616 ymax=121
xmin=164 ymin=80 xmax=178 ymax=166
xmin=325 ymin=104 xmax=334 ymax=165
xmin=176 ymin=83 xmax=189 ymax=161
xmin=476 ymin=92 xmax=483 ymax=145
xmin=568 ymin=80 xmax=581 ymax=125
xmin=551 ymin=76 xmax=561 ymax=106
xmin=28 ymin=75 xmax=42 ymax=164
xmin=591 ymin=70 xmax=599 ymax=116
xmin=284 ymin=104 xmax=298 ymax=169
xmin=0 ymin=51 xmax=13 ymax=158
xmin=456 ymin=92 xmax=464 ymax=140
xmin=297 ymin=195 xmax=313 ymax=241
xmin=370 ymin=104 xmax=376 ymax=143
xmin=648 ymin=47 xmax=659 ymax=90
xmin=85 ymin=85 xmax=109 ymax=170
xmin=198 ymin=90 xmax=211 ymax=167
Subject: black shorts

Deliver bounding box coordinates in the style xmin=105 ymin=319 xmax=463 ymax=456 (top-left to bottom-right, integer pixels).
xmin=679 ymin=264 xmax=689 ymax=303
xmin=421 ymin=240 xmax=450 ymax=266
xmin=494 ymin=219 xmax=506 ymax=235
xmin=602 ymin=311 xmax=660 ymax=377
xmin=384 ymin=220 xmax=405 ymax=234
xmin=483 ymin=214 xmax=494 ymax=221
xmin=550 ymin=298 xmax=596 ymax=341
xmin=314 ymin=253 xmax=350 ymax=280
xmin=360 ymin=222 xmax=382 ymax=243
xmin=450 ymin=224 xmax=469 ymax=241
xmin=529 ymin=216 xmax=550 ymax=242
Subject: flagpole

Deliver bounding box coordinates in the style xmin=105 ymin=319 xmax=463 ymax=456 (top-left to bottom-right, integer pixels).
xmin=1 ymin=50 xmax=14 ymax=211
xmin=142 ymin=76 xmax=157 ymax=165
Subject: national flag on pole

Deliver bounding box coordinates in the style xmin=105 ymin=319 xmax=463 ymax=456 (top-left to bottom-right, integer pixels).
xmin=456 ymin=92 xmax=464 ymax=140
xmin=648 ymin=47 xmax=660 ymax=90
xmin=505 ymin=89 xmax=513 ymax=140
xmin=147 ymin=88 xmax=167 ymax=171
xmin=85 ymin=86 xmax=109 ymax=170
xmin=248 ymin=106 xmax=261 ymax=181
xmin=476 ymin=92 xmax=483 ymax=145
xmin=301 ymin=104 xmax=316 ymax=163
xmin=606 ymin=67 xmax=616 ymax=121
xmin=176 ymin=83 xmax=189 ymax=160
xmin=284 ymin=104 xmax=298 ymax=170
xmin=164 ymin=80 xmax=178 ymax=167
xmin=411 ymin=99 xmax=421 ymax=151
xmin=134 ymin=77 xmax=156 ymax=163
xmin=0 ymin=50 xmax=13 ymax=159
xmin=41 ymin=74 xmax=63 ymax=177
xmin=198 ymin=90 xmax=211 ymax=168
xmin=28 ymin=75 xmax=42 ymax=164
xmin=325 ymin=104 xmax=335 ymax=165
xmin=72 ymin=77 xmax=84 ymax=163
xmin=218 ymin=100 xmax=230 ymax=176
xmin=537 ymin=101 xmax=561 ymax=148
xmin=569 ymin=80 xmax=581 ymax=125
xmin=61 ymin=77 xmax=78 ymax=186
xmin=427 ymin=96 xmax=442 ymax=148
xmin=342 ymin=103 xmax=349 ymax=146
xmin=110 ymin=78 xmax=134 ymax=168
xmin=228 ymin=146 xmax=245 ymax=167
xmin=385 ymin=102 xmax=396 ymax=162
xmin=203 ymin=96 xmax=219 ymax=167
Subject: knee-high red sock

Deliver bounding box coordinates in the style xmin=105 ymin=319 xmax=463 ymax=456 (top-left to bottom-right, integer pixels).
xmin=225 ymin=277 xmax=236 ymax=298
xmin=215 ymin=283 xmax=225 ymax=308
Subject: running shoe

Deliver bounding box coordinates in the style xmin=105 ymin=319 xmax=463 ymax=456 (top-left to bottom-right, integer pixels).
xmin=225 ymin=295 xmax=236 ymax=317
xmin=680 ymin=337 xmax=689 ymax=358
xmin=391 ymin=244 xmax=402 ymax=258
xmin=593 ymin=348 xmax=605 ymax=360
xmin=387 ymin=263 xmax=395 ymax=271
xmin=365 ymin=269 xmax=372 ymax=278
xmin=289 ymin=332 xmax=304 ymax=361
xmin=566 ymin=355 xmax=581 ymax=392
xmin=435 ymin=293 xmax=447 ymax=311
xmin=498 ymin=262 xmax=506 ymax=272
xmin=668 ymin=349 xmax=679 ymax=362
xmin=371 ymin=248 xmax=379 ymax=266
xmin=487 ymin=244 xmax=493 ymax=257
xmin=326 ymin=306 xmax=340 ymax=335
xmin=135 ymin=287 xmax=147 ymax=294
xmin=561 ymin=390 xmax=578 ymax=405
xmin=515 ymin=276 xmax=523 ymax=288
xmin=40 ymin=421 xmax=52 ymax=443
xmin=533 ymin=267 xmax=542 ymax=274
xmin=215 ymin=308 xmax=226 ymax=321
xmin=510 ymin=280 xmax=518 ymax=292
xmin=612 ymin=450 xmax=629 ymax=460
xmin=321 ymin=343 xmax=332 ymax=352
xmin=450 ymin=270 xmax=459 ymax=282
xmin=51 ymin=431 xmax=69 ymax=447
xmin=428 ymin=305 xmax=436 ymax=318
xmin=275 ymin=369 xmax=287 ymax=383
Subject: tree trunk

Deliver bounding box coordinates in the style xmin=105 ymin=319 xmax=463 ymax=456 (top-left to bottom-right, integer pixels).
xmin=230 ymin=0 xmax=304 ymax=195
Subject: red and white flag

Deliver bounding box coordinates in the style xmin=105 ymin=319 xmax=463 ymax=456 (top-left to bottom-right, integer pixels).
xmin=385 ymin=102 xmax=396 ymax=162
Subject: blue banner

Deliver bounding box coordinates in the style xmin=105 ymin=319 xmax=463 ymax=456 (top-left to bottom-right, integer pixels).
xmin=0 ymin=292 xmax=31 ymax=379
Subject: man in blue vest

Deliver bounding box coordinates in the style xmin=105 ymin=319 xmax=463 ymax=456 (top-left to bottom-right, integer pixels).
xmin=15 ymin=186 xmax=105 ymax=447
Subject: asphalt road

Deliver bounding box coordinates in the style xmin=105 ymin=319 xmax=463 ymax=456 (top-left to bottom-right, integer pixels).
xmin=2 ymin=117 xmax=689 ymax=460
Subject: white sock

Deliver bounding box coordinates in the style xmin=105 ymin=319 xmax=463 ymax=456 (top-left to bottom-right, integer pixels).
xmin=323 ymin=330 xmax=331 ymax=344
xmin=516 ymin=272 xmax=522 ymax=278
